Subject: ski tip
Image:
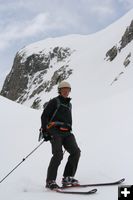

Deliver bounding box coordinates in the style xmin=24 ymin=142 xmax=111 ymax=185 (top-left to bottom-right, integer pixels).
xmin=120 ymin=178 xmax=125 ymax=183
xmin=91 ymin=189 xmax=97 ymax=193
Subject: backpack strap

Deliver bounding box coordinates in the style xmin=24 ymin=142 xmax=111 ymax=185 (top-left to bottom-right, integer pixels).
xmin=49 ymin=97 xmax=60 ymax=122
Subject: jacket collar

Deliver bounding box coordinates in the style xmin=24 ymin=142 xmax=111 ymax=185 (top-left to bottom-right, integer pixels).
xmin=58 ymin=95 xmax=71 ymax=103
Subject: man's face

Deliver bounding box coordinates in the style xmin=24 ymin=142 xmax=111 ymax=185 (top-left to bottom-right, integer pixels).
xmin=60 ymin=87 xmax=71 ymax=98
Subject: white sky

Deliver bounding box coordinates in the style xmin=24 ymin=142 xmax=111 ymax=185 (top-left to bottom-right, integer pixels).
xmin=0 ymin=0 xmax=133 ymax=89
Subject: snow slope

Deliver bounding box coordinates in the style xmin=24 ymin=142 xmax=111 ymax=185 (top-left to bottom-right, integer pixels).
xmin=0 ymin=86 xmax=132 ymax=200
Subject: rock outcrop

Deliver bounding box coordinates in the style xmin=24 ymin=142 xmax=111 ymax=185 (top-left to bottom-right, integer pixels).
xmin=1 ymin=46 xmax=73 ymax=109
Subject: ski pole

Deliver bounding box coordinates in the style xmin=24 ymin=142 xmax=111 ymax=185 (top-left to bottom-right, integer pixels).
xmin=0 ymin=140 xmax=45 ymax=184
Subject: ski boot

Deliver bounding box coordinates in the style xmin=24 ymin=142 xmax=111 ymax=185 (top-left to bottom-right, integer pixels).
xmin=62 ymin=176 xmax=79 ymax=187
xmin=46 ymin=180 xmax=60 ymax=190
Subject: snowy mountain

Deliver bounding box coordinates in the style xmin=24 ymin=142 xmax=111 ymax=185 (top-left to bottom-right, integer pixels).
xmin=1 ymin=9 xmax=133 ymax=109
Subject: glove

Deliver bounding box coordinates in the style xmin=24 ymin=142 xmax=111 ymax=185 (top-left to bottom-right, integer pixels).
xmin=43 ymin=132 xmax=52 ymax=141
xmin=39 ymin=128 xmax=52 ymax=142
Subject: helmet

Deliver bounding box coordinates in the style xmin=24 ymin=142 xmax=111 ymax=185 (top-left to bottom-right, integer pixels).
xmin=58 ymin=81 xmax=71 ymax=89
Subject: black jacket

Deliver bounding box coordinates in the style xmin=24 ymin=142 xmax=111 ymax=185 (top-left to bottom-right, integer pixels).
xmin=41 ymin=95 xmax=72 ymax=130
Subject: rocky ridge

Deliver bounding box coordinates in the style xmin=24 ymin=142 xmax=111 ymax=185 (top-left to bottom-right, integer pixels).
xmin=105 ymin=19 xmax=133 ymax=85
xmin=1 ymin=46 xmax=73 ymax=109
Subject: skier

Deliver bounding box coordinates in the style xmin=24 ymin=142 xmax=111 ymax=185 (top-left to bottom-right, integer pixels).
xmin=41 ymin=81 xmax=81 ymax=190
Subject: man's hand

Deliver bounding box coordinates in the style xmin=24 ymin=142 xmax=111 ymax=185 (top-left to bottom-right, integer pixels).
xmin=39 ymin=128 xmax=52 ymax=141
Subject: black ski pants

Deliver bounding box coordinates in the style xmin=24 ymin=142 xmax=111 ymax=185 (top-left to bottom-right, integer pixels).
xmin=46 ymin=129 xmax=81 ymax=182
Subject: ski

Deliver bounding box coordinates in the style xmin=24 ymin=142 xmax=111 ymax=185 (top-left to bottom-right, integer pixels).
xmin=54 ymin=188 xmax=97 ymax=195
xmin=61 ymin=178 xmax=125 ymax=188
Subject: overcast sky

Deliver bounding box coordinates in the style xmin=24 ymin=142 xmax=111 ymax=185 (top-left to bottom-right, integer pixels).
xmin=0 ymin=0 xmax=133 ymax=89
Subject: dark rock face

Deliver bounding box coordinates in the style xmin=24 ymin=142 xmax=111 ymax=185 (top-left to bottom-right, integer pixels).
xmin=123 ymin=52 xmax=131 ymax=67
xmin=0 ymin=46 xmax=73 ymax=108
xmin=119 ymin=20 xmax=133 ymax=51
xmin=0 ymin=53 xmax=28 ymax=101
xmin=105 ymin=20 xmax=133 ymax=62
xmin=105 ymin=46 xmax=118 ymax=61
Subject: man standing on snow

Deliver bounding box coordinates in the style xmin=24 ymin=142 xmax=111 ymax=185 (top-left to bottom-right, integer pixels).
xmin=41 ymin=81 xmax=81 ymax=190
